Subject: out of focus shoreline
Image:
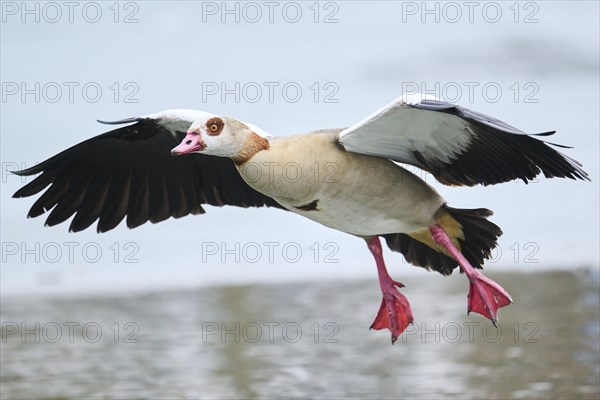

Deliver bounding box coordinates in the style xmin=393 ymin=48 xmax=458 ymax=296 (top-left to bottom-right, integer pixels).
xmin=1 ymin=266 xmax=598 ymax=301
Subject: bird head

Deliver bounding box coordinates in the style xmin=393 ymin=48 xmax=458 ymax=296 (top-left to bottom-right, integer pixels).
xmin=171 ymin=115 xmax=255 ymax=158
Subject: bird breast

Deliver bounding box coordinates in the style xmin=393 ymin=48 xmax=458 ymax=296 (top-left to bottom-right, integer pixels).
xmin=236 ymin=131 xmax=445 ymax=235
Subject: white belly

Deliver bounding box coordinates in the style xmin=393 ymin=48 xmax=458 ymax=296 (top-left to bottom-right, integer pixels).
xmin=282 ymin=196 xmax=429 ymax=235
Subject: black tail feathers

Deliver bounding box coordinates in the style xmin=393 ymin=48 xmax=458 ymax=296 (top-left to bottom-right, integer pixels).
xmin=382 ymin=205 xmax=502 ymax=276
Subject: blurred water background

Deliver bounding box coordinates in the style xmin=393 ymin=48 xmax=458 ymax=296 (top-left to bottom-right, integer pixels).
xmin=1 ymin=1 xmax=599 ymax=398
xmin=1 ymin=271 xmax=599 ymax=399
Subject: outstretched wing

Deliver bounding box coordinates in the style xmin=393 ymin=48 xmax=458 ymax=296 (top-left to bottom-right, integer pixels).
xmin=338 ymin=94 xmax=589 ymax=186
xmin=13 ymin=110 xmax=284 ymax=233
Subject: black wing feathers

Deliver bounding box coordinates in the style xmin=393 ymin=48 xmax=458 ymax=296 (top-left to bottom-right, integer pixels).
xmin=410 ymin=100 xmax=589 ymax=186
xmin=13 ymin=120 xmax=284 ymax=233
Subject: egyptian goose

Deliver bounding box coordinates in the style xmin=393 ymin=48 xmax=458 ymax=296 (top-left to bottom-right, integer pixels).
xmin=13 ymin=93 xmax=589 ymax=343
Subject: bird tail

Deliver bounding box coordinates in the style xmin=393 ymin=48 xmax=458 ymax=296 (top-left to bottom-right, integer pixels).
xmin=381 ymin=205 xmax=502 ymax=276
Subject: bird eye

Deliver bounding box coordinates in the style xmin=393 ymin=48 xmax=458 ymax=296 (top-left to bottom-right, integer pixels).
xmin=206 ymin=117 xmax=223 ymax=136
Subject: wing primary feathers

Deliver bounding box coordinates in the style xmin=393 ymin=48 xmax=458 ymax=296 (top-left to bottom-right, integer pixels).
xmin=97 ymin=117 xmax=144 ymax=125
xmin=127 ymin=172 xmax=150 ymax=229
xmin=532 ymin=131 xmax=557 ymax=137
xmin=70 ymin=174 xmax=111 ymax=232
xmin=340 ymin=95 xmax=589 ymax=186
xmin=13 ymin=171 xmax=56 ymax=198
xmin=13 ymin=116 xmax=286 ymax=233
xmin=97 ymin=173 xmax=131 ymax=233
xmin=45 ymin=173 xmax=91 ymax=227
xmin=28 ymin=173 xmax=72 ymax=218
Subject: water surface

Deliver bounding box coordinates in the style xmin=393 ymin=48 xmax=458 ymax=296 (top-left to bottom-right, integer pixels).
xmin=1 ymin=270 xmax=598 ymax=399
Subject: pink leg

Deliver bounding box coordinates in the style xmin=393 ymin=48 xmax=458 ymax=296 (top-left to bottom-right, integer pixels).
xmin=367 ymin=236 xmax=414 ymax=344
xmin=430 ymin=224 xmax=513 ymax=325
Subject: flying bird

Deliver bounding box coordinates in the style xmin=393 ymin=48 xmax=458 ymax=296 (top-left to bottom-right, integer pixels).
xmin=13 ymin=93 xmax=589 ymax=343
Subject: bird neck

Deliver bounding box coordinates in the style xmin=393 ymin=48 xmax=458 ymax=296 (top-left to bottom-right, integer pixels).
xmin=232 ymin=132 xmax=270 ymax=165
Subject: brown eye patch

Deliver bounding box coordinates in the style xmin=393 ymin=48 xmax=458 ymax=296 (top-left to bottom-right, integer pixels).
xmin=206 ymin=117 xmax=224 ymax=136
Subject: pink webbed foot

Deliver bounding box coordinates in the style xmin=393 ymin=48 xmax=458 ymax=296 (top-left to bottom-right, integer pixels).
xmin=366 ymin=236 xmax=414 ymax=344
xmin=467 ymin=272 xmax=513 ymax=326
xmin=430 ymin=223 xmax=513 ymax=325
xmin=370 ymin=279 xmax=414 ymax=344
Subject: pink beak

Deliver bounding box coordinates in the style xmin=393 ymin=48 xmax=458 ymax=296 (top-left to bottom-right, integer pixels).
xmin=171 ymin=131 xmax=206 ymax=156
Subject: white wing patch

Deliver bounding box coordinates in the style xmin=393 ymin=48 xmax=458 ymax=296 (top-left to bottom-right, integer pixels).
xmin=399 ymin=92 xmax=440 ymax=106
xmin=141 ymin=109 xmax=214 ymax=136
xmin=139 ymin=109 xmax=272 ymax=138
xmin=339 ymin=94 xmax=473 ymax=166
